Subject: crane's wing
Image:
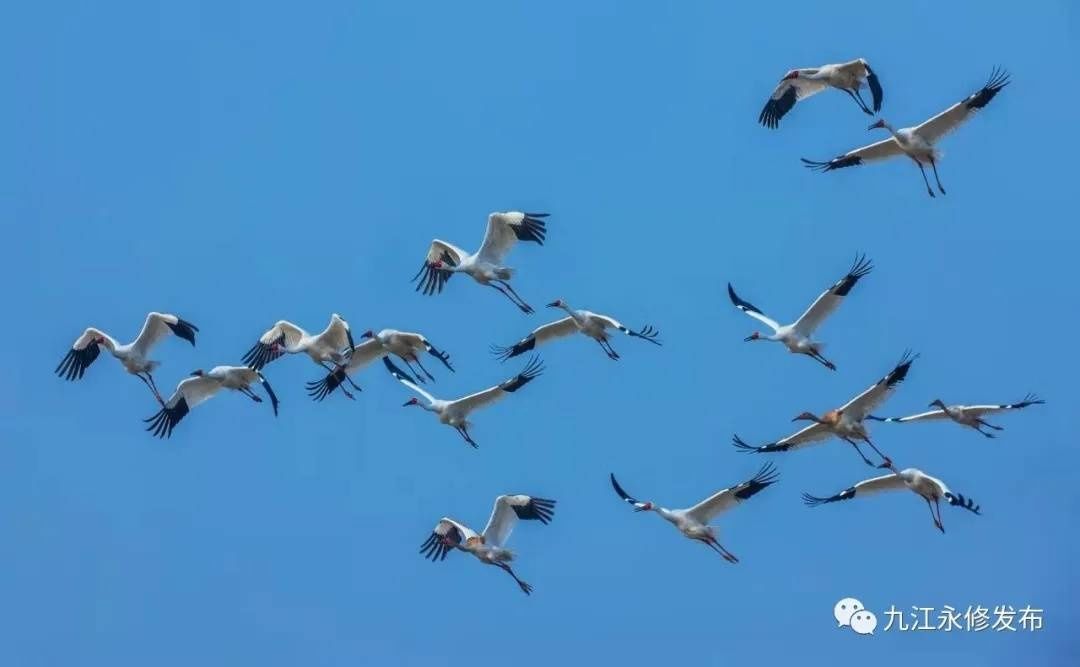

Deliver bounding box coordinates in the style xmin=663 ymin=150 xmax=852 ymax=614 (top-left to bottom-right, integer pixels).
xmin=839 ymin=350 xmax=918 ymax=420
xmin=316 ymin=314 xmax=355 ymax=353
xmin=685 ymin=463 xmax=779 ymax=523
xmin=609 ymin=473 xmax=649 ymax=512
xmin=382 ymin=357 xmax=438 ymax=404
xmin=413 ymin=239 xmax=468 ymax=296
xmin=802 ymin=472 xmax=907 ymax=506
xmin=304 ymin=339 xmax=385 ymax=401
xmin=477 ymin=211 xmax=549 ymax=264
xmin=801 ymin=137 xmax=904 ymax=172
xmin=954 ymin=394 xmax=1045 ymax=417
xmin=490 ymin=317 xmax=578 ymax=361
xmin=592 ymin=314 xmax=662 ymax=346
xmin=915 ymin=68 xmax=1009 ymax=144
xmin=143 ymin=376 xmax=222 ymax=439
xmin=758 ymin=74 xmax=829 ymax=128
xmin=453 ymin=356 xmax=544 ymax=414
xmin=731 ymin=422 xmax=833 ymax=454
xmin=792 ymin=254 xmax=873 ymax=335
xmin=727 ymin=283 xmax=781 ymax=333
xmin=131 ymin=312 xmax=199 ymax=355
xmin=482 ymin=494 xmax=556 ymax=547
xmin=419 ymin=518 xmax=477 ymax=561
xmin=867 ymin=408 xmax=950 ymax=424
xmin=55 ymin=329 xmax=111 ymax=380
xmin=874 ymin=393 xmax=1045 ymax=422
xmin=242 ymin=321 xmax=306 ymax=370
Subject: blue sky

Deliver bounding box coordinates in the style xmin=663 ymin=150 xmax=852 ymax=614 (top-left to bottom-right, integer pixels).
xmin=3 ymin=1 xmax=1078 ymax=665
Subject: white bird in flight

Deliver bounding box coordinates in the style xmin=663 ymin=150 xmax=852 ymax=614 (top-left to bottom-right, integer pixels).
xmin=56 ymin=312 xmax=199 ymax=404
xmin=491 ymin=299 xmax=661 ymax=361
xmin=803 ymin=68 xmax=1009 ymax=197
xmin=803 ymin=467 xmax=981 ymax=533
xmin=728 ymin=255 xmax=872 ymax=371
xmin=420 ymin=494 xmax=556 ymax=595
xmin=610 ymin=463 xmax=779 ymax=563
xmin=144 ymin=366 xmax=279 ymax=439
xmin=412 ymin=211 xmax=550 ymax=314
xmin=306 ymin=328 xmax=453 ymax=401
xmin=733 ymin=351 xmax=917 ymax=468
xmin=383 ymin=356 xmax=544 ymax=448
xmin=759 ymin=58 xmax=883 ymax=128
xmin=241 ymin=314 xmax=356 ymax=375
xmin=867 ymin=393 xmax=1045 ymax=438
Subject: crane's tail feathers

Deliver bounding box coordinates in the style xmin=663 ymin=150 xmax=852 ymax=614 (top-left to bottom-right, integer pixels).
xmin=732 ymin=434 xmax=762 ymax=453
xmin=801 ymin=492 xmax=833 ymax=507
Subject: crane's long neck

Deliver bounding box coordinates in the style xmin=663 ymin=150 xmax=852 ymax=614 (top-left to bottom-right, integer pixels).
xmin=654 ymin=507 xmax=677 ymax=523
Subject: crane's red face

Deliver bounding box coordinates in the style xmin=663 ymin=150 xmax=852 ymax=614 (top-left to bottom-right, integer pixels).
xmin=793 ymin=411 xmax=818 ymax=423
xmin=546 ymin=299 xmax=563 ymax=308
xmin=744 ymin=331 xmax=760 ymax=342
xmin=402 ymin=397 xmax=420 ymax=407
xmin=189 ymin=369 xmax=205 ymax=377
xmin=360 ymin=330 xmax=375 ymax=339
xmin=868 ymin=119 xmax=886 ymax=130
xmin=637 ymin=502 xmax=653 ymax=512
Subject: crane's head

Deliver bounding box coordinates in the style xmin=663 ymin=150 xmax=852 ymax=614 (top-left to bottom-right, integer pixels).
xmin=360 ymin=330 xmax=375 ymax=339
xmin=782 ymin=70 xmax=799 ymax=81
xmin=929 ymin=399 xmax=946 ymax=409
xmin=546 ymin=299 xmax=565 ymax=308
xmin=792 ymin=411 xmax=820 ymax=423
xmin=744 ymin=331 xmax=761 ymax=342
xmin=189 ymin=369 xmax=205 ymax=377
xmin=636 ymin=501 xmax=654 ymax=513
xmin=402 ymin=397 xmax=421 ymax=408
xmin=868 ymin=119 xmax=887 ymax=131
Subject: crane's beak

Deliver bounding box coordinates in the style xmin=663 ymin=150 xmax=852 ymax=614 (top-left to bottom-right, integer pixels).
xmin=402 ymin=401 xmax=414 ymax=407
xmin=545 ymin=301 xmax=560 ymax=308
xmin=743 ymin=334 xmax=755 ymax=342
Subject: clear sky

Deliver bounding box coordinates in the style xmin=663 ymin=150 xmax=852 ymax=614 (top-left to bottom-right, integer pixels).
xmin=3 ymin=1 xmax=1079 ymax=665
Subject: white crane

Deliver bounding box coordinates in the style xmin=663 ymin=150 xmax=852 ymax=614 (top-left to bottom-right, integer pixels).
xmin=383 ymin=356 xmax=543 ymax=448
xmin=144 ymin=366 xmax=279 ymax=438
xmin=728 ymin=254 xmax=872 ymax=370
xmin=803 ymin=68 xmax=1009 ymax=197
xmin=759 ymin=58 xmax=883 ymax=128
xmin=420 ymin=494 xmax=556 ymax=595
xmin=803 ymin=467 xmax=981 ymax=533
xmin=306 ymin=328 xmax=454 ymax=401
xmin=56 ymin=312 xmax=199 ymax=404
xmin=491 ymin=299 xmax=661 ymax=361
xmin=868 ymin=393 xmax=1044 ymax=438
xmin=610 ymin=463 xmax=779 ymax=563
xmin=241 ymin=314 xmax=356 ymax=379
xmin=733 ymin=350 xmax=917 ymax=468
xmin=412 ymin=211 xmax=550 ymax=314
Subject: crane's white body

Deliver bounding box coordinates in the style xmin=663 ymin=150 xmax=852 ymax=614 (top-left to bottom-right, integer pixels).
xmin=242 ymin=313 xmax=354 ymax=370
xmin=414 ymin=212 xmax=549 ymax=313
xmin=421 ymin=495 xmax=556 ymax=595
xmin=610 ymin=465 xmax=778 ymax=563
xmin=803 ymin=467 xmax=980 ymax=533
xmin=384 ymin=356 xmax=543 ymax=447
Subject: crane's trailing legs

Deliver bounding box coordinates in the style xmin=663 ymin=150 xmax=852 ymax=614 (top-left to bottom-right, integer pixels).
xmin=491 ymin=280 xmax=535 ymax=314
xmin=410 ymin=357 xmax=436 ymax=383
xmin=495 ymin=562 xmax=533 ymax=595
xmin=929 ymin=159 xmax=946 ymax=195
xmin=925 ymin=497 xmax=945 ymax=533
xmin=807 ymin=350 xmax=836 ymax=371
xmin=136 ymin=372 xmax=165 ymax=406
xmin=973 ymin=418 xmax=1003 ymax=438
xmin=842 ymin=88 xmax=873 ymax=115
xmin=699 ymin=535 xmax=738 ymax=563
xmin=320 ymin=362 xmax=361 ymax=400
xmin=596 ymin=338 xmax=620 ymax=360
xmin=913 ymin=160 xmax=936 ymax=198
xmin=454 ymin=425 xmax=478 ymax=448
